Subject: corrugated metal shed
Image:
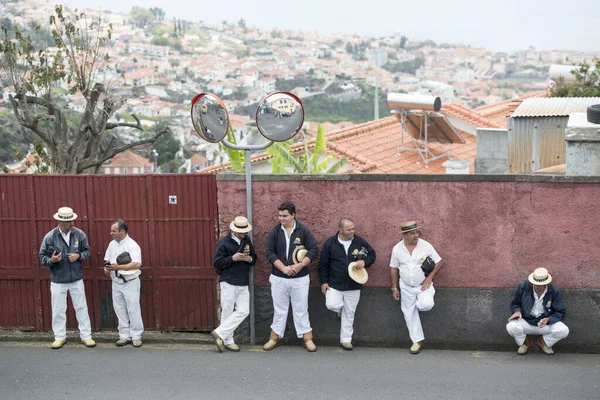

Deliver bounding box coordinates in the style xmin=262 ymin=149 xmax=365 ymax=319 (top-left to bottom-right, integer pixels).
xmin=512 ymin=97 xmax=600 ymax=117
xmin=507 ymin=117 xmax=568 ymax=173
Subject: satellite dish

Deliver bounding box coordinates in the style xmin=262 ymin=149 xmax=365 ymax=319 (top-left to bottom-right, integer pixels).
xmin=255 ymin=92 xmax=304 ymax=142
xmin=190 ymin=93 xmax=230 ymax=143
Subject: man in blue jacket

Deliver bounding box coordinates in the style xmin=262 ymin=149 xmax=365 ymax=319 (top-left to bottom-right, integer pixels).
xmin=263 ymin=201 xmax=318 ymax=352
xmin=211 ymin=216 xmax=257 ymax=352
xmin=318 ymin=218 xmax=376 ymax=350
xmin=506 ymin=268 xmax=569 ymax=355
xmin=38 ymin=207 xmax=95 ymax=349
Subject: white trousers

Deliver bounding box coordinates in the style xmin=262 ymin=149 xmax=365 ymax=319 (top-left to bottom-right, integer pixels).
xmin=269 ymin=274 xmax=311 ymax=338
xmin=215 ymin=282 xmax=249 ymax=345
xmin=325 ymin=288 xmax=361 ymax=343
xmin=112 ymin=278 xmax=144 ymax=340
xmin=506 ymin=318 xmax=569 ymax=348
xmin=50 ymin=280 xmax=92 ymax=341
xmin=400 ymin=280 xmax=435 ymax=344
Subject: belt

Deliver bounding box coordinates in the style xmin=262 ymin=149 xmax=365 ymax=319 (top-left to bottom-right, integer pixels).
xmin=115 ymin=272 xmax=138 ymax=283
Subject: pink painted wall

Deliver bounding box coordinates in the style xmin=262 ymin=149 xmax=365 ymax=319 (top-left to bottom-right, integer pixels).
xmin=216 ymin=178 xmax=600 ymax=289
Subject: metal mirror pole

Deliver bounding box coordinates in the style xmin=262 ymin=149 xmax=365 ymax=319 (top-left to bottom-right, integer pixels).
xmin=222 ymin=139 xmax=273 ymax=345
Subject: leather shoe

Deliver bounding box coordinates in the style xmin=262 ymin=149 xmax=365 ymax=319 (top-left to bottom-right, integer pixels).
xmin=116 ymin=338 xmax=132 ymax=346
xmin=225 ymin=343 xmax=240 ymax=352
xmin=517 ymin=344 xmax=529 ymax=355
xmin=81 ymin=338 xmax=96 ymax=348
xmin=51 ymin=339 xmax=66 ymax=349
xmin=341 ymin=342 xmax=353 ymax=351
xmin=211 ymin=330 xmax=224 ymax=353
xmin=132 ymin=339 xmax=143 ymax=348
xmin=263 ymin=330 xmax=280 ymax=351
xmin=537 ymin=338 xmax=554 ymax=355
xmin=409 ymin=341 xmax=422 ymax=354
xmin=303 ymin=331 xmax=317 ymax=352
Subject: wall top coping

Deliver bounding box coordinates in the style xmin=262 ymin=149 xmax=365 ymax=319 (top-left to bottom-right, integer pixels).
xmin=215 ymin=173 xmax=600 ymax=184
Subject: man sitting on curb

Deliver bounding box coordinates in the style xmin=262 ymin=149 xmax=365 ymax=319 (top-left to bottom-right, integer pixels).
xmin=506 ymin=267 xmax=569 ymax=355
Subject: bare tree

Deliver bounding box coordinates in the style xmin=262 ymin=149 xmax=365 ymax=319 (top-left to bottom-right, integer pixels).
xmin=0 ymin=5 xmax=169 ymax=174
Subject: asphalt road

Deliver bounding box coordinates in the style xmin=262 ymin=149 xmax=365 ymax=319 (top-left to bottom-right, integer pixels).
xmin=1 ymin=342 xmax=599 ymax=400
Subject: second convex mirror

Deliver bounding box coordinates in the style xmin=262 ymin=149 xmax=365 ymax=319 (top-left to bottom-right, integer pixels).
xmin=255 ymin=92 xmax=304 ymax=142
xmin=190 ymin=93 xmax=230 ymax=143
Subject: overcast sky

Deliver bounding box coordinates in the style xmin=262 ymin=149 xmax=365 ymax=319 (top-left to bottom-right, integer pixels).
xmin=59 ymin=0 xmax=600 ymax=53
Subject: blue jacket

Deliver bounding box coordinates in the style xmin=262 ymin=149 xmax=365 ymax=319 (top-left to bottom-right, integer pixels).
xmin=510 ymin=281 xmax=566 ymax=326
xmin=318 ymin=233 xmax=376 ymax=291
xmin=266 ymin=220 xmax=318 ymax=279
xmin=38 ymin=227 xmax=91 ymax=284
xmin=213 ymin=233 xmax=257 ymax=286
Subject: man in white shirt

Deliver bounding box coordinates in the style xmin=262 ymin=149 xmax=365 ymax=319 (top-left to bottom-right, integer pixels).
xmin=104 ymin=219 xmax=144 ymax=348
xmin=389 ymin=221 xmax=442 ymax=354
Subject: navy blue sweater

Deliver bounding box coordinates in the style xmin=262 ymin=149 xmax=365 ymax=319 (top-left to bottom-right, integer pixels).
xmin=510 ymin=281 xmax=566 ymax=326
xmin=318 ymin=233 xmax=376 ymax=291
xmin=213 ymin=233 xmax=257 ymax=286
xmin=266 ymin=220 xmax=318 ymax=279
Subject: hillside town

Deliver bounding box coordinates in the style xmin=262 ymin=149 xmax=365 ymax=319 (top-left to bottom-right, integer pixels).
xmin=0 ymin=0 xmax=598 ymax=174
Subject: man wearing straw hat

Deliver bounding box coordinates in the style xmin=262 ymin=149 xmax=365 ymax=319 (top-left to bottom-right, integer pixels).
xmin=38 ymin=207 xmax=95 ymax=349
xmin=506 ymin=267 xmax=569 ymax=355
xmin=318 ymin=218 xmax=376 ymax=350
xmin=211 ymin=216 xmax=256 ymax=353
xmin=264 ymin=201 xmax=319 ymax=352
xmin=389 ymin=221 xmax=442 ymax=354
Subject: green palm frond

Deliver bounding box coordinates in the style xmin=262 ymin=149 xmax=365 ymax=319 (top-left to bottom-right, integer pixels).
xmin=326 ymin=156 xmax=347 ymax=174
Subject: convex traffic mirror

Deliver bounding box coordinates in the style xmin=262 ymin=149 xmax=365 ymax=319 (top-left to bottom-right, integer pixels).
xmin=190 ymin=91 xmax=304 ymax=143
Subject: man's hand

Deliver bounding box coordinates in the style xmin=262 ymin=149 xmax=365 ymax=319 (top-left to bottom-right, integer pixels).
xmin=354 ymin=260 xmax=366 ymax=269
xmin=103 ymin=267 xmax=111 ymax=278
xmin=283 ymin=265 xmax=297 ymax=277
xmin=50 ymin=251 xmax=62 ymax=263
xmin=420 ymin=277 xmax=433 ymax=291
xmin=538 ymin=317 xmax=549 ymax=328
xmin=508 ymin=311 xmax=522 ymax=321
xmin=67 ymin=253 xmax=80 ymax=263
xmin=392 ymin=288 xmax=400 ymax=301
xmin=321 ymin=283 xmax=329 ymax=295
xmin=232 ymin=252 xmax=246 ymax=262
xmin=105 ymin=263 xmax=120 ymax=272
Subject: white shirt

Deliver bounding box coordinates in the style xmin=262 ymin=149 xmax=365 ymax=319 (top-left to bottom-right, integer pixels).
xmin=59 ymin=227 xmax=71 ymax=246
xmin=280 ymin=221 xmax=297 ymax=260
xmin=104 ymin=234 xmax=142 ymax=282
xmin=338 ymin=236 xmax=352 ymax=255
xmin=531 ymin=286 xmax=548 ymax=318
xmin=389 ymin=238 xmax=441 ymax=286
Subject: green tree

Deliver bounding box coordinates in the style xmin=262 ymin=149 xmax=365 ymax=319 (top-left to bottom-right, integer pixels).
xmin=0 ymin=6 xmax=169 ymax=174
xmin=238 ymin=18 xmax=246 ymax=30
xmin=130 ymin=7 xmax=155 ymax=28
xmin=151 ymin=125 xmax=180 ymax=166
xmin=549 ymin=59 xmax=600 ymax=97
xmin=266 ymin=124 xmax=346 ymax=173
xmin=399 ymin=35 xmax=408 ymax=49
xmin=149 ymin=7 xmax=166 ymax=21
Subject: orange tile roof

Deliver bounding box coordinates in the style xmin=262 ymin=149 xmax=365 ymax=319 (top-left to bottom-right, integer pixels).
xmin=441 ymin=103 xmax=501 ymax=128
xmin=190 ymin=153 xmax=208 ymax=165
xmin=475 ymin=90 xmax=548 ymax=128
xmin=200 ymin=116 xmax=477 ymax=175
xmin=106 ymin=150 xmax=153 ymax=168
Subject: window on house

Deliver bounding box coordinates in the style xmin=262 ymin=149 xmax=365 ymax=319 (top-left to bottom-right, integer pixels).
xmin=133 ymin=167 xmax=139 ymax=174
xmin=114 ymin=167 xmax=120 ymax=174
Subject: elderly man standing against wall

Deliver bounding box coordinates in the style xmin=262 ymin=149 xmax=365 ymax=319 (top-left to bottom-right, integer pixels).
xmin=211 ymin=216 xmax=256 ymax=353
xmin=264 ymin=201 xmax=319 ymax=352
xmin=39 ymin=207 xmax=95 ymax=349
xmin=506 ymin=267 xmax=569 ymax=355
xmin=104 ymin=219 xmax=144 ymax=348
xmin=389 ymin=221 xmax=442 ymax=354
xmin=318 ymin=218 xmax=376 ymax=350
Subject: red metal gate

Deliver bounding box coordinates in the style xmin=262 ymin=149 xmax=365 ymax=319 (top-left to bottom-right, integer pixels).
xmin=0 ymin=174 xmax=219 ymax=332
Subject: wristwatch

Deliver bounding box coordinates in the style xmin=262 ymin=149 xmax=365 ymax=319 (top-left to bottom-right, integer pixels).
xmin=300 ymin=261 xmax=306 ymax=268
